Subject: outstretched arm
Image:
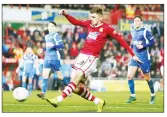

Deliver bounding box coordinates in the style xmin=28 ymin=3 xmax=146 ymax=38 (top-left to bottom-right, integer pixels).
xmin=107 ymin=25 xmax=135 ymax=57
xmin=107 ymin=25 xmax=143 ymax=63
xmin=53 ymin=33 xmax=64 ymax=49
xmin=59 ymin=9 xmax=88 ymax=27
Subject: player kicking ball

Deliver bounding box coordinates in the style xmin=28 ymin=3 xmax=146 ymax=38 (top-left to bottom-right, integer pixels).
xmin=45 ymin=7 xmax=142 ymax=112
xmin=126 ymin=16 xmax=156 ymax=104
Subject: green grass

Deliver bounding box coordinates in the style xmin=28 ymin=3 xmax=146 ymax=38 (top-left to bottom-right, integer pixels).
xmin=2 ymin=91 xmax=164 ymax=113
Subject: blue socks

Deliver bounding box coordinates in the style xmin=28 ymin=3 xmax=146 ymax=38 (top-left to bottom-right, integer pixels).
xmin=42 ymin=78 xmax=48 ymax=94
xmin=62 ymin=78 xmax=69 ymax=86
xmin=147 ymin=80 xmax=155 ymax=94
xmin=28 ymin=84 xmax=33 ymax=94
xmin=22 ymin=82 xmax=27 ymax=89
xmin=128 ymin=79 xmax=135 ymax=95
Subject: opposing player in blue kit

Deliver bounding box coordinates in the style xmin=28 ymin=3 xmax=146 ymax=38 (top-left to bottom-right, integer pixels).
xmin=16 ymin=57 xmax=24 ymax=87
xmin=126 ymin=16 xmax=156 ymax=104
xmin=22 ymin=47 xmax=39 ymax=94
xmin=37 ymin=21 xmax=68 ymax=99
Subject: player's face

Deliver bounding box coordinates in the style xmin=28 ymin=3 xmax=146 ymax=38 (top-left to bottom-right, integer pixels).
xmin=48 ymin=23 xmax=56 ymax=33
xmin=90 ymin=13 xmax=102 ymax=25
xmin=134 ymin=17 xmax=142 ymax=28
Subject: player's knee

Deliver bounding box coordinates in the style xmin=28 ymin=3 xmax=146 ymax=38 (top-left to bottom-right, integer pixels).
xmin=143 ymin=74 xmax=151 ymax=81
xmin=71 ymin=69 xmax=84 ymax=84
xmin=71 ymin=69 xmax=83 ymax=79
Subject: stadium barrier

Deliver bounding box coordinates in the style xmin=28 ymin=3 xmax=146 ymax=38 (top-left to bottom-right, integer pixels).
xmin=89 ymin=78 xmax=162 ymax=92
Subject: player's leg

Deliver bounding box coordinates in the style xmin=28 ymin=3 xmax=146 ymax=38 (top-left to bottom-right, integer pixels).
xmin=22 ymin=75 xmax=27 ymax=89
xmin=73 ymin=79 xmax=105 ymax=112
xmin=45 ymin=68 xmax=84 ymax=107
xmin=139 ymin=60 xmax=155 ymax=104
xmin=37 ymin=68 xmax=51 ymax=99
xmin=45 ymin=54 xmax=105 ymax=112
xmin=55 ymin=71 xmax=65 ymax=90
xmin=38 ymin=75 xmax=42 ymax=90
xmin=72 ymin=56 xmax=105 ymax=112
xmin=45 ymin=54 xmax=88 ymax=105
xmin=126 ymin=65 xmax=138 ymax=103
xmin=19 ymin=75 xmax=22 ymax=87
xmin=56 ymin=71 xmax=68 ymax=88
xmin=143 ymin=72 xmax=155 ymax=104
xmin=28 ymin=77 xmax=33 ymax=95
xmin=28 ymin=71 xmax=35 ymax=94
xmin=53 ymin=60 xmax=69 ymax=86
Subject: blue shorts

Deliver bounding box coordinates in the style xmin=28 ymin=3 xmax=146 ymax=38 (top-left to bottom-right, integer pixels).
xmin=129 ymin=58 xmax=151 ymax=73
xmin=44 ymin=59 xmax=61 ymax=71
xmin=22 ymin=70 xmax=34 ymax=78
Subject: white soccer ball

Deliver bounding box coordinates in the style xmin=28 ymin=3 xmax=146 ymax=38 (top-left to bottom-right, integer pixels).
xmin=13 ymin=87 xmax=29 ymax=102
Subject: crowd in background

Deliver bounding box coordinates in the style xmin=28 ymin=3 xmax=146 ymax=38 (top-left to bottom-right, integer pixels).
xmin=2 ymin=4 xmax=164 ymax=90
xmin=4 ymin=4 xmax=164 ymax=12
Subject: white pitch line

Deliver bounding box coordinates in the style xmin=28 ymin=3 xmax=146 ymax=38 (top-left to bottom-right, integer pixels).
xmin=3 ymin=103 xmax=162 ymax=110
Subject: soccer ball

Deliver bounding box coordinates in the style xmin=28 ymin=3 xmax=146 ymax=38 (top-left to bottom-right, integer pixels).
xmin=13 ymin=87 xmax=29 ymax=102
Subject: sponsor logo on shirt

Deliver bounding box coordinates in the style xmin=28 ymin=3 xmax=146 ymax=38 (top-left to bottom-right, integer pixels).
xmin=87 ymin=32 xmax=100 ymax=40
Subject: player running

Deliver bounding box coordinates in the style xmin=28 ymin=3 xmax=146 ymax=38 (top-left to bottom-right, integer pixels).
xmin=45 ymin=7 xmax=142 ymax=112
xmin=37 ymin=21 xmax=68 ymax=99
xmin=126 ymin=16 xmax=156 ymax=104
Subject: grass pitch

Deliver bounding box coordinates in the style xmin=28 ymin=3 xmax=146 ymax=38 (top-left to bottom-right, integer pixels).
xmin=2 ymin=91 xmax=164 ymax=113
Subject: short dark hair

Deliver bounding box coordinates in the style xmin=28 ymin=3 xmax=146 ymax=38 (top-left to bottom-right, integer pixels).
xmin=134 ymin=15 xmax=143 ymax=21
xmin=49 ymin=21 xmax=56 ymax=26
xmin=90 ymin=7 xmax=103 ymax=15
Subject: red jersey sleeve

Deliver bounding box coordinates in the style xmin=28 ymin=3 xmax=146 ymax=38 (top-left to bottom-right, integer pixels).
xmin=106 ymin=25 xmax=135 ymax=56
xmin=64 ymin=14 xmax=89 ymax=27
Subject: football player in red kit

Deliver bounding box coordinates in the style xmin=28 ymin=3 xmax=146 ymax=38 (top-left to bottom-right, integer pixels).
xmin=45 ymin=7 xmax=142 ymax=112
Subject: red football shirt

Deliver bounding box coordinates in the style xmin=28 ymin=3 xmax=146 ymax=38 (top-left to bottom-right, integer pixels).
xmin=64 ymin=14 xmax=135 ymax=57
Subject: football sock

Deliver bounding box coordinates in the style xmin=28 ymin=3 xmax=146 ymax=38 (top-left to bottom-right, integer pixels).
xmin=62 ymin=78 xmax=69 ymax=86
xmin=147 ymin=80 xmax=155 ymax=95
xmin=28 ymin=83 xmax=33 ymax=93
xmin=60 ymin=82 xmax=76 ymax=99
xmin=74 ymin=86 xmax=100 ymax=105
xmin=22 ymin=82 xmax=27 ymax=89
xmin=128 ymin=79 xmax=135 ymax=96
xmin=42 ymin=78 xmax=48 ymax=94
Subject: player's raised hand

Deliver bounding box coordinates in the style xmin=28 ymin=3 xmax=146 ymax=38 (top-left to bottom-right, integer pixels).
xmin=133 ymin=55 xmax=143 ymax=63
xmin=59 ymin=9 xmax=67 ymax=15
